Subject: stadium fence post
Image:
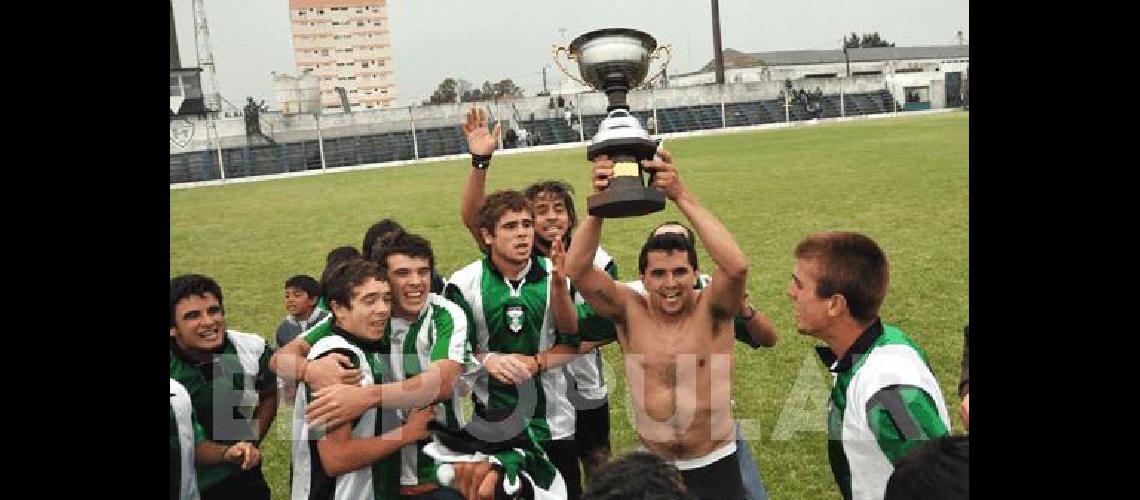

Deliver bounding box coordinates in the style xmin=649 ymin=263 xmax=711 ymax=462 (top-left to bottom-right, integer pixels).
xmin=576 ymin=92 xmax=585 ymax=142
xmin=650 ymin=86 xmax=658 ymax=137
xmin=211 ymin=117 xmax=226 ymax=180
xmin=784 ymin=93 xmax=790 ymax=122
xmin=720 ymin=84 xmax=727 ymax=128
xmin=840 ymin=78 xmax=845 ymax=118
xmin=408 ymin=105 xmax=419 ymax=160
xmin=316 ymin=112 xmax=327 ymax=170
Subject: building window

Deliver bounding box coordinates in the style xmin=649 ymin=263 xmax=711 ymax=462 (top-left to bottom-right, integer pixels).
xmin=357 ymin=22 xmax=364 ymax=26
xmin=317 ymin=9 xmax=324 ymax=14
xmin=321 ymin=50 xmax=329 ymax=56
xmin=361 ymin=62 xmax=369 ymax=68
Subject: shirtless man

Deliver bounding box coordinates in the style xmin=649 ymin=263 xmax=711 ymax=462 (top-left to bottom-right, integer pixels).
xmin=565 ymin=149 xmax=749 ymax=500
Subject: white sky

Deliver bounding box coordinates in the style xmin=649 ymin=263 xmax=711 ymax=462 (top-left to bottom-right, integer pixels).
xmin=171 ymin=0 xmax=969 ymax=109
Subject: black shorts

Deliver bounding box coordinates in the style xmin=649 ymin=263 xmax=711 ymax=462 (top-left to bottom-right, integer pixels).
xmin=678 ymin=449 xmax=746 ymax=500
xmin=573 ymin=401 xmax=611 ymax=457
xmin=200 ymin=464 xmax=271 ymax=500
xmin=541 ymin=438 xmax=582 ymax=500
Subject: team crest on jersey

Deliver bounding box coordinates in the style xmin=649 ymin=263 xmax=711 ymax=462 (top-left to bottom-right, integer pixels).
xmin=504 ymin=304 xmax=525 ymax=334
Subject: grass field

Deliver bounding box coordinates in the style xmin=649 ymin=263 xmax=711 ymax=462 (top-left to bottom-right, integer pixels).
xmin=171 ymin=111 xmax=969 ymax=499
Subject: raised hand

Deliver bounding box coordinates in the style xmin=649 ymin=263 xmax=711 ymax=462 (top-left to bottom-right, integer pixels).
xmin=306 ymin=383 xmax=372 ymax=430
xmin=461 ymin=108 xmax=501 ymax=156
xmin=641 ymin=148 xmax=685 ymax=201
xmin=224 ymin=441 xmax=261 ymax=470
xmin=592 ymin=154 xmax=613 ymax=193
xmin=549 ymin=234 xmax=567 ymax=282
xmin=305 ymin=353 xmax=363 ymax=390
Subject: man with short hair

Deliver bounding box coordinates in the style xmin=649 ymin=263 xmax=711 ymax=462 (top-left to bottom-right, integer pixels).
xmin=459 ymin=108 xmax=619 ymax=483
xmin=566 ymin=149 xmax=750 ymax=500
xmin=629 ymin=221 xmax=777 ymax=500
xmin=291 ymin=257 xmax=437 ymax=500
xmin=446 ymin=188 xmax=587 ymax=498
xmin=169 ymin=274 xmax=276 ymax=500
xmin=787 ymin=231 xmax=951 ymax=500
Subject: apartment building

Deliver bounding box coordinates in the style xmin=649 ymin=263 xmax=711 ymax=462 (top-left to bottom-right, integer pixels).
xmin=288 ymin=0 xmax=396 ymax=111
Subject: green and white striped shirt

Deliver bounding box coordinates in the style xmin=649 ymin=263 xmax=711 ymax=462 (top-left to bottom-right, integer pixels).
xmin=384 ymin=293 xmax=475 ymax=486
xmin=291 ymin=330 xmax=402 ymax=500
xmin=168 ymin=330 xmax=276 ymax=492
xmin=170 ymin=378 xmax=203 ymax=500
xmin=445 ymin=255 xmax=581 ymax=441
xmin=819 ymin=319 xmax=951 ymax=500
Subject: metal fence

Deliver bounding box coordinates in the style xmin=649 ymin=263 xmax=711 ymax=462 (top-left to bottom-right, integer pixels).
xmin=170 ymin=88 xmax=907 ymax=185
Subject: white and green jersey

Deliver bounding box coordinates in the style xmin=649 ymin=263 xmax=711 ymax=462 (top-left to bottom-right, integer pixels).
xmin=385 ymin=293 xmax=476 ymax=487
xmin=820 ymin=320 xmax=951 ymax=500
xmin=170 ymin=378 xmax=202 ymax=500
xmin=291 ymin=331 xmax=401 ymax=500
xmin=444 ymin=255 xmax=580 ymax=441
xmin=564 ymin=247 xmax=618 ymax=400
xmin=169 ymin=330 xmax=276 ymax=492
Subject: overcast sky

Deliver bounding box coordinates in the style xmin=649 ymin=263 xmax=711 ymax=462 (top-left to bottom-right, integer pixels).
xmin=171 ymin=0 xmax=968 ymax=109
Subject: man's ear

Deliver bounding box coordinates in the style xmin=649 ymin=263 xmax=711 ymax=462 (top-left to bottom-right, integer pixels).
xmin=826 ymin=294 xmax=848 ymax=318
xmin=329 ymin=300 xmax=349 ymax=317
xmin=170 ymin=326 xmax=178 ymax=339
xmin=481 ymin=227 xmax=494 ymax=247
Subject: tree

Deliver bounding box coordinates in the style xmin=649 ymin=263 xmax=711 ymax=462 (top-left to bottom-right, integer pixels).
xmin=844 ymin=32 xmax=896 ymax=49
xmin=425 ymin=78 xmax=459 ymax=105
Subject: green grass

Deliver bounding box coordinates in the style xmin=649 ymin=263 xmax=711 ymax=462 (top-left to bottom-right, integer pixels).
xmin=171 ymin=111 xmax=969 ymax=500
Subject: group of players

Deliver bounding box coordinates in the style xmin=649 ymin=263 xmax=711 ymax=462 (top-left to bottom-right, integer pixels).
xmin=170 ymin=108 xmax=957 ymax=500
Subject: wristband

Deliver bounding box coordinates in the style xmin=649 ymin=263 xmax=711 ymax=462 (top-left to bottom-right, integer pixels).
xmin=471 ymin=154 xmax=492 ymax=170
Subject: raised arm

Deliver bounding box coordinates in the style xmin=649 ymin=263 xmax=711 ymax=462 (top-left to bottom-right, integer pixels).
xmin=306 ymin=359 xmax=462 ymax=430
xmin=565 ymin=155 xmax=636 ymax=323
xmin=460 ymin=107 xmax=501 ymax=248
xmin=645 ymin=148 xmax=748 ymax=319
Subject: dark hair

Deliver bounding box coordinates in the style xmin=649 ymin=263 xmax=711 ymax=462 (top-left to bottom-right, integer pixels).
xmin=794 ymin=231 xmax=889 ymax=322
xmin=477 ymin=190 xmax=532 ymax=236
xmin=581 ymin=451 xmax=694 ymax=500
xmin=361 ymin=219 xmax=406 ymax=261
xmin=322 ymin=257 xmax=387 ymax=311
xmin=523 ymin=180 xmax=577 ymax=231
xmin=638 ymin=233 xmax=699 ymax=274
xmin=371 ymin=232 xmax=434 ymax=270
xmin=325 ymin=246 xmax=361 ymax=267
xmin=649 ymin=220 xmax=695 ymax=243
xmin=170 ymin=274 xmax=224 ymax=327
xmin=284 ymin=275 xmax=321 ymax=298
xmin=884 ymin=435 xmax=969 ymax=500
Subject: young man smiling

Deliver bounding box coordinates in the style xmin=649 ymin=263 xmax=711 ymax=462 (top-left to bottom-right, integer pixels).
xmin=566 ymin=149 xmax=750 ymax=500
xmin=169 ymin=274 xmax=277 ymax=500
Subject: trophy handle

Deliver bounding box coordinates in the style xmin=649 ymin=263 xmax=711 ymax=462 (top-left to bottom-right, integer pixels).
xmin=551 ymin=45 xmax=592 ymax=89
xmin=636 ymin=44 xmax=674 ymax=90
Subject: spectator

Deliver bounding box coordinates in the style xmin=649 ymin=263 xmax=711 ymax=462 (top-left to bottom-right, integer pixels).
xmin=505 ymin=128 xmax=518 ymax=149
xmin=275 ymin=275 xmax=329 ymax=350
xmin=557 ymin=95 xmax=566 ymax=108
xmin=564 ymin=107 xmax=573 ymax=126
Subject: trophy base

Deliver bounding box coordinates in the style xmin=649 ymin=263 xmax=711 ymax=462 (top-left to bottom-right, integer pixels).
xmin=587 ymin=184 xmax=666 ymax=218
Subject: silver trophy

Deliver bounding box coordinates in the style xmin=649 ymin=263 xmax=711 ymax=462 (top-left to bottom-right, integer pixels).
xmin=553 ymin=28 xmax=672 ymax=217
